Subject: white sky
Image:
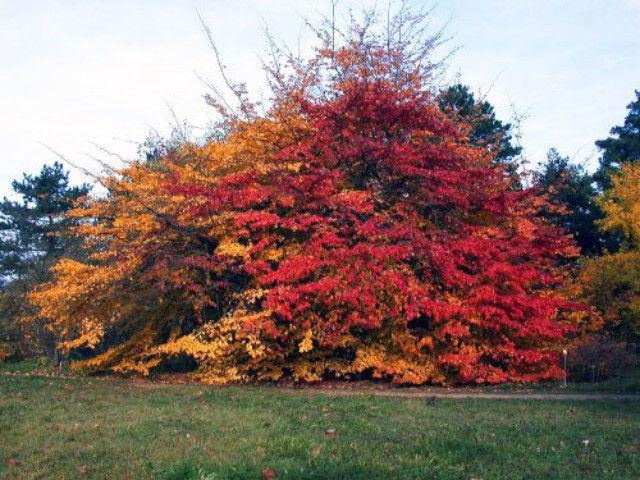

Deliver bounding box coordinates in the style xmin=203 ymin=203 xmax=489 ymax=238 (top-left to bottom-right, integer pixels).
xmin=1 ymin=0 xmax=639 ymax=196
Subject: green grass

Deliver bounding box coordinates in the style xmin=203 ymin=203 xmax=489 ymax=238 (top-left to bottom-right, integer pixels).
xmin=0 ymin=357 xmax=58 ymax=375
xmin=1 ymin=375 xmax=639 ymax=479
xmin=477 ymin=369 xmax=640 ymax=394
xmin=2 ymin=358 xmax=639 ymax=393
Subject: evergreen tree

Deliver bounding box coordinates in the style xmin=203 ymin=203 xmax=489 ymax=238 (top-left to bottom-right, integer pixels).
xmin=535 ymin=149 xmax=617 ymax=256
xmin=0 ymin=162 xmax=90 ymax=359
xmin=593 ymin=90 xmax=640 ymax=191
xmin=0 ymin=162 xmax=90 ymax=283
xmin=438 ymin=84 xmax=522 ymax=171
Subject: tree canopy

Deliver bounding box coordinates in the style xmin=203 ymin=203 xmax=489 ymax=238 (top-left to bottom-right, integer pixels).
xmin=0 ymin=162 xmax=90 ymax=283
xmin=438 ymin=83 xmax=522 ymax=174
xmin=535 ymin=149 xmax=616 ymax=256
xmin=0 ymin=162 xmax=90 ymax=359
xmin=593 ymin=90 xmax=640 ymax=191
xmin=28 ymin=9 xmax=581 ymax=385
xmin=575 ymin=163 xmax=640 ymax=341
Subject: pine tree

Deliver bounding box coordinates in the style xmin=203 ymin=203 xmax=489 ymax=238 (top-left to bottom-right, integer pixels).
xmin=438 ymin=84 xmax=522 ymax=171
xmin=593 ymin=90 xmax=640 ymax=191
xmin=0 ymin=162 xmax=90 ymax=360
xmin=0 ymin=162 xmax=90 ymax=283
xmin=535 ymin=149 xmax=618 ymax=256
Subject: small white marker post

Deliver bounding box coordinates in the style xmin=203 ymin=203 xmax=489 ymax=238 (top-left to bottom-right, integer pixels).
xmin=562 ymin=349 xmax=568 ymax=387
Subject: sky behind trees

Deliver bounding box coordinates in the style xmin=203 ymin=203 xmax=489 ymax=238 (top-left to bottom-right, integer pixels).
xmin=1 ymin=0 xmax=639 ymax=196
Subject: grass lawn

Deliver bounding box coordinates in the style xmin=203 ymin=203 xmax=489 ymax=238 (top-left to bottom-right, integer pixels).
xmin=477 ymin=368 xmax=640 ymax=394
xmin=1 ymin=375 xmax=639 ymax=479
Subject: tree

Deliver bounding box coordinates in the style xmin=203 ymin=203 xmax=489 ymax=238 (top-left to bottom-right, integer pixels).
xmin=438 ymin=84 xmax=522 ymax=174
xmin=576 ymin=163 xmax=640 ymax=341
xmin=593 ymin=90 xmax=640 ymax=191
xmin=0 ymin=162 xmax=90 ymax=359
xmin=0 ymin=162 xmax=91 ymax=282
xmin=30 ymin=6 xmax=580 ymax=384
xmin=535 ymin=148 xmax=616 ymax=256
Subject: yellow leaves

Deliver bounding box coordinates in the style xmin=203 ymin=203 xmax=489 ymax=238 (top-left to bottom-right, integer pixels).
xmin=416 ymin=336 xmax=434 ymax=351
xmin=25 ymin=101 xmax=314 ymax=382
xmin=262 ymin=248 xmax=283 ymax=262
xmin=113 ymin=213 xmax=158 ymax=238
xmin=112 ymin=357 xmax=161 ymax=376
xmin=598 ymin=163 xmax=640 ymax=244
xmin=576 ymin=251 xmax=640 ymax=336
xmin=291 ymin=360 xmax=322 ymax=382
xmin=70 ymin=323 xmax=160 ymax=373
xmin=256 ymin=366 xmax=285 ymax=382
xmin=353 ymin=345 xmax=386 ymax=372
xmin=352 ymin=340 xmax=443 ymax=384
xmin=281 ymin=162 xmax=303 ymax=173
xmin=216 ymin=237 xmax=250 ymax=258
xmin=59 ymin=319 xmax=105 ymax=352
xmin=245 ymin=339 xmax=266 ymax=359
xmin=240 ymin=288 xmax=268 ymax=304
xmin=298 ymin=329 xmax=314 ymax=353
xmin=150 ymin=310 xmax=275 ymax=382
xmin=571 ymin=164 xmax=640 ymax=338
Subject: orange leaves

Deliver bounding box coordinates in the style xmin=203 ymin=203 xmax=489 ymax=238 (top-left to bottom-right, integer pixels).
xmin=572 ymin=164 xmax=640 ymax=340
xmin=29 ymin=11 xmax=581 ymax=385
xmin=598 ymin=163 xmax=640 ymax=243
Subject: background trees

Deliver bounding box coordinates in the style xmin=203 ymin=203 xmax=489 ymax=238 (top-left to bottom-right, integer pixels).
xmin=534 ymin=149 xmax=614 ymax=256
xmin=576 ymin=163 xmax=640 ymax=342
xmin=533 ymin=91 xmax=640 ymax=360
xmin=593 ymin=90 xmax=640 ymax=192
xmin=438 ymin=83 xmax=522 ymax=172
xmin=0 ymin=162 xmax=90 ymax=360
xmin=534 ymin=90 xmax=640 ymax=258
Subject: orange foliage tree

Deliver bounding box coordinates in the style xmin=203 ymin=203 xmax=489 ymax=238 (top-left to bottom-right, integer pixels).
xmin=574 ymin=163 xmax=640 ymax=341
xmin=30 ymin=7 xmax=580 ymax=384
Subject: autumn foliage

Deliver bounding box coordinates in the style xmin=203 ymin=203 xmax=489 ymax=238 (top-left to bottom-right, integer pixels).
xmin=30 ymin=10 xmax=580 ymax=384
xmin=574 ymin=163 xmax=640 ymax=341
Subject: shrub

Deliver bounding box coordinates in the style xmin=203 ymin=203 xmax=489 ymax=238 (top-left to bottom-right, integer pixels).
xmin=567 ymin=336 xmax=637 ymax=382
xmin=28 ymin=6 xmax=580 ymax=385
xmin=0 ymin=341 xmax=17 ymax=362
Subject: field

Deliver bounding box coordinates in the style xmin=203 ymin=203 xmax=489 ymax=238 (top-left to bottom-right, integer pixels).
xmin=1 ymin=374 xmax=639 ymax=479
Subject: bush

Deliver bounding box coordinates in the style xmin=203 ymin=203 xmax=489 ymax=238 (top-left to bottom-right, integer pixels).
xmin=27 ymin=7 xmax=579 ymax=385
xmin=567 ymin=336 xmax=637 ymax=382
xmin=0 ymin=341 xmax=17 ymax=362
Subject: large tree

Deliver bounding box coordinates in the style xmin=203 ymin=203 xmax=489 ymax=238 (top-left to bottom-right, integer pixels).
xmin=30 ymin=7 xmax=579 ymax=384
xmin=593 ymin=90 xmax=640 ymax=191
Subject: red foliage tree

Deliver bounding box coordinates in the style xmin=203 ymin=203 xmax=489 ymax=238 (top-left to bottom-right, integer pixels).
xmin=32 ymin=7 xmax=580 ymax=383
xmin=164 ymin=14 xmax=579 ymax=383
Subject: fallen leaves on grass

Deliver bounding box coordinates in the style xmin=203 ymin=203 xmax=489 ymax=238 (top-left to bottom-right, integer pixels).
xmin=261 ymin=467 xmax=277 ymax=479
xmin=5 ymin=457 xmax=22 ymax=467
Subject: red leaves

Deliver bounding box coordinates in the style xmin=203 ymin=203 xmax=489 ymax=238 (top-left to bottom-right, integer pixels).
xmin=234 ymin=211 xmax=281 ymax=230
xmin=159 ymin=75 xmax=579 ymax=383
xmin=39 ymin=17 xmax=581 ymax=385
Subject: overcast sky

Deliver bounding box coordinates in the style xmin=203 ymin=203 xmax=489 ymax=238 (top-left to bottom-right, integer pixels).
xmin=1 ymin=0 xmax=639 ymax=196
